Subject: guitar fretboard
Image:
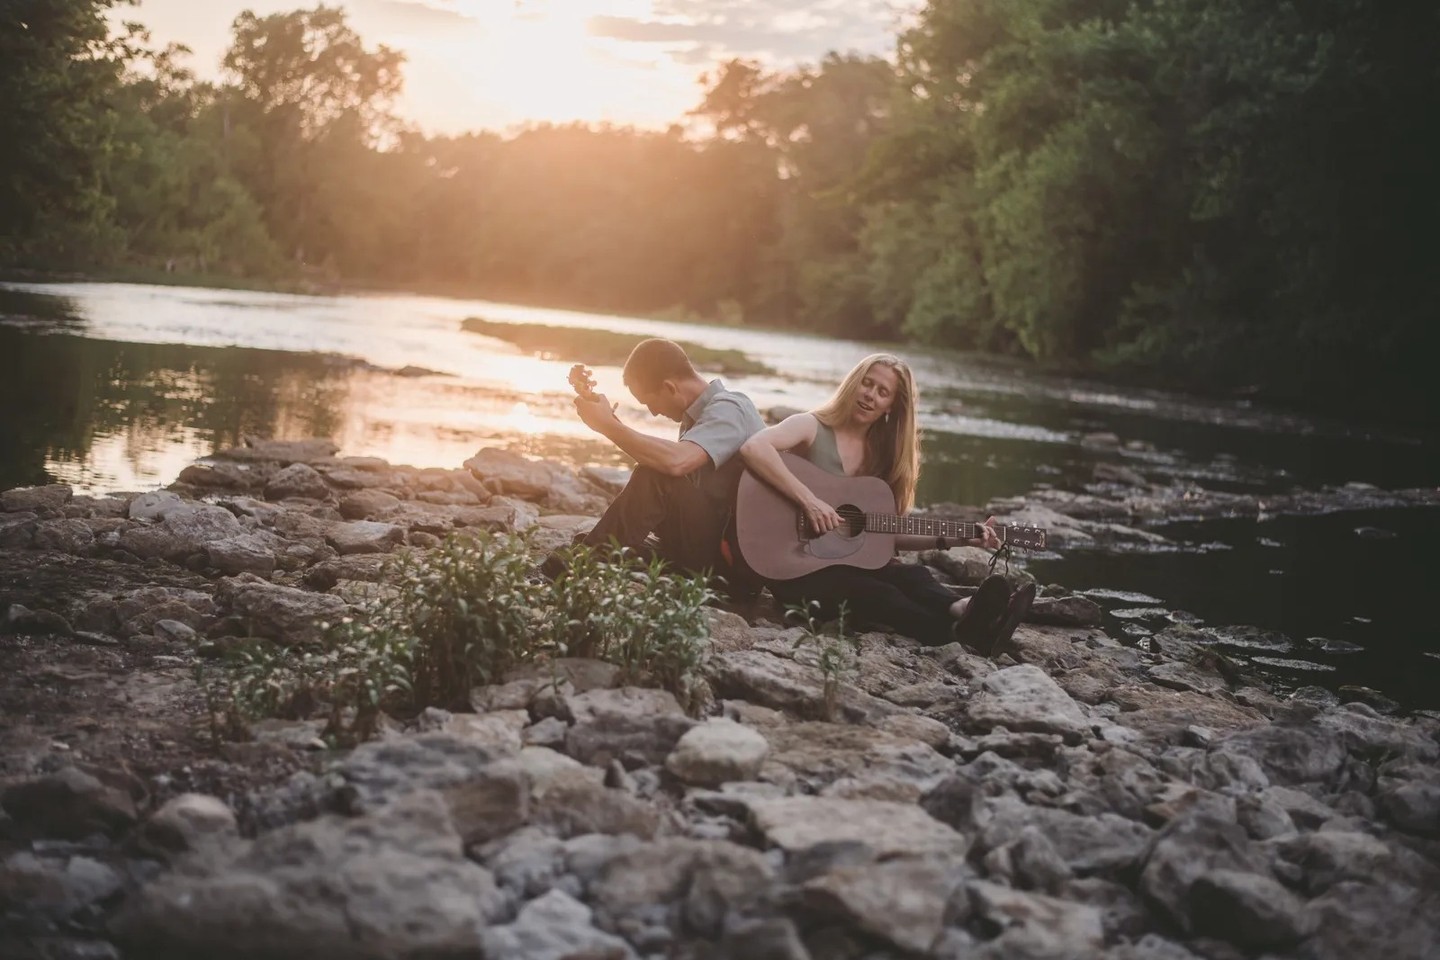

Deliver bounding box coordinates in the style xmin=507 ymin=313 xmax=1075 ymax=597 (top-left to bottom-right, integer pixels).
xmin=862 ymin=514 xmax=1004 ymax=541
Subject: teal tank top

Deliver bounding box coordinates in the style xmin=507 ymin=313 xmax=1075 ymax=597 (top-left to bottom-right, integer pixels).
xmin=804 ymin=420 xmax=848 ymax=476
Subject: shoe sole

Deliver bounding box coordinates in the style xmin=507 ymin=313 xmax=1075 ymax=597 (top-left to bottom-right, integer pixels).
xmin=986 ymin=582 xmax=1036 ymax=659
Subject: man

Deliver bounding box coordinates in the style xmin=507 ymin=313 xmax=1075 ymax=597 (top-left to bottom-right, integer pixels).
xmin=546 ymin=338 xmax=765 ymax=581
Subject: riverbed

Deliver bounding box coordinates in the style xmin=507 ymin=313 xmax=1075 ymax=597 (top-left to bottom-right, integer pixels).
xmin=3 ymin=280 xmax=1437 ymax=707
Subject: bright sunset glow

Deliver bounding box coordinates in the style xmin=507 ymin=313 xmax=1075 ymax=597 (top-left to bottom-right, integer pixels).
xmin=119 ymin=0 xmax=917 ymax=132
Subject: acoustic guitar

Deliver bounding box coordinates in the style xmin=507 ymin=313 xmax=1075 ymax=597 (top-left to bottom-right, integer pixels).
xmin=735 ymin=452 xmax=1047 ymax=582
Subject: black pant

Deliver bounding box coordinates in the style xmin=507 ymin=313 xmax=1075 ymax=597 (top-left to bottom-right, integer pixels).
xmin=769 ymin=562 xmax=957 ymax=646
xmin=582 ymin=466 xmax=727 ymax=575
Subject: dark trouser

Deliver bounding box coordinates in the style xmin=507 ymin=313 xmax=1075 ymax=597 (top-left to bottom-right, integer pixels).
xmin=769 ymin=562 xmax=958 ymax=646
xmin=582 ymin=466 xmax=727 ymax=575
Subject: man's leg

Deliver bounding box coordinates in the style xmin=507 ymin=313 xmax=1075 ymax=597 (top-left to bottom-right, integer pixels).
xmin=580 ymin=466 xmax=682 ymax=555
xmin=576 ymin=466 xmax=724 ymax=576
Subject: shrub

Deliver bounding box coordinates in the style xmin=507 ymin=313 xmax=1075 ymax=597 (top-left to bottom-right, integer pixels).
xmin=199 ymin=531 xmax=715 ymax=743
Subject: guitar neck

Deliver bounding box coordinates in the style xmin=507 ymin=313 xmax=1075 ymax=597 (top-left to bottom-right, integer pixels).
xmin=864 ymin=514 xmax=1006 ymax=541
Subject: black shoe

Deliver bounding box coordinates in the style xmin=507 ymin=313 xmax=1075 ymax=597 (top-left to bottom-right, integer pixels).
xmin=952 ymin=575 xmax=1010 ymax=647
xmin=982 ymin=582 xmax=1036 ymax=659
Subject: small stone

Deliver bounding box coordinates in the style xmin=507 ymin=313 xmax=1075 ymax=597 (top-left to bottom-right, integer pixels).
xmin=1189 ymin=868 xmax=1314 ymax=948
xmin=153 ymin=620 xmax=197 ymax=644
xmin=143 ymin=794 xmax=238 ymax=853
xmin=665 ymin=719 xmax=770 ymax=787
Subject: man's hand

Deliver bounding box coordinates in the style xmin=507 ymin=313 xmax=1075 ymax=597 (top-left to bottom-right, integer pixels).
xmin=977 ymin=516 xmax=1002 ymax=550
xmin=574 ymin=393 xmax=621 ymax=436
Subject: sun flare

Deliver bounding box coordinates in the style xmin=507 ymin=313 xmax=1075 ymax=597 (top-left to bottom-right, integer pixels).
xmin=413 ymin=1 xmax=695 ymax=128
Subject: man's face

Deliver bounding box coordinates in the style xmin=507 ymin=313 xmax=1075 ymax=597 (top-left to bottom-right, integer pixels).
xmin=626 ymin=378 xmax=687 ymax=422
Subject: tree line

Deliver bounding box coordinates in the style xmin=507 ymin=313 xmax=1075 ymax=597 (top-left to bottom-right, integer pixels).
xmin=2 ymin=1 xmax=1436 ymax=418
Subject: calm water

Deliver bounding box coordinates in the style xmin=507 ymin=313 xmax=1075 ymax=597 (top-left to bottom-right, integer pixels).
xmin=3 ymin=282 xmax=1437 ymax=707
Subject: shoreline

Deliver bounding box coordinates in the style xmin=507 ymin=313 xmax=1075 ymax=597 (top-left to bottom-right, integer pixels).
xmin=1 ymin=440 xmax=1438 ymax=957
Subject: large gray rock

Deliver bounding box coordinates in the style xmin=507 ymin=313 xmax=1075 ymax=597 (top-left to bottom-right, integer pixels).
xmin=1 ymin=767 xmax=137 ymax=840
xmin=1214 ymin=724 xmax=1348 ymax=787
xmin=0 ymin=851 xmax=123 ymax=921
xmin=968 ymin=880 xmax=1105 ymax=958
xmin=31 ymin=518 xmax=97 ymax=554
xmin=705 ymin=648 xmax=897 ymax=723
xmin=589 ymin=838 xmax=774 ymax=937
xmin=205 ymin=532 xmax=278 ymax=576
xmin=338 ymin=489 xmax=402 ymax=520
xmin=325 ymin=520 xmax=405 ymax=555
xmin=2 ymin=483 xmax=73 ymax=515
xmin=119 ymin=503 xmax=246 ymax=561
xmin=665 ymin=718 xmax=769 ymax=787
xmin=214 ymin=574 xmax=348 ymax=644
xmin=976 ymin=795 xmax=1154 ymax=876
xmin=563 ymin=687 xmax=695 ymax=768
xmin=1139 ymin=813 xmax=1272 ymax=933
xmin=1029 ymin=595 xmax=1104 ymax=627
xmin=265 ymin=462 xmax=332 ymax=500
xmin=113 ymin=791 xmax=505 ymax=960
xmin=802 ymin=858 xmax=964 ymax=954
xmin=479 ymin=889 xmax=636 ymax=960
xmin=761 ymin=721 xmax=952 ymax=802
xmin=746 ymin=796 xmax=968 ymax=858
xmin=338 ymin=733 xmax=506 ymax=809
xmin=1189 ymin=868 xmax=1314 ymax=949
xmin=968 ymin=664 xmax=1091 ymax=739
xmin=464 ymin=447 xmax=554 ymax=499
xmin=127 ymin=490 xmax=187 ymax=521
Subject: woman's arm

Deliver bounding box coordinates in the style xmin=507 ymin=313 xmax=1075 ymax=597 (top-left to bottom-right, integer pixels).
xmin=739 ymin=414 xmax=844 ymax=533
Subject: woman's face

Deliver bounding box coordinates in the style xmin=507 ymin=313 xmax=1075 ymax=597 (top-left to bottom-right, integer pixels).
xmin=852 ymin=362 xmax=900 ymax=426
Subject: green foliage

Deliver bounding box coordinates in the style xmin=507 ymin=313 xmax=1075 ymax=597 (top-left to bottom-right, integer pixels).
xmin=199 ymin=532 xmax=715 ymax=743
xmin=785 ymin=600 xmax=857 ymax=721
xmin=541 ymin=544 xmax=714 ymax=714
xmin=8 ymin=1 xmax=1440 ymax=417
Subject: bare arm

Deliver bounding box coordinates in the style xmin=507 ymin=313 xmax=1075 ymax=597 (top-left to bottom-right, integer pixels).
xmin=575 ymin=395 xmax=710 ymax=477
xmin=739 ymin=414 xmax=845 ymax=533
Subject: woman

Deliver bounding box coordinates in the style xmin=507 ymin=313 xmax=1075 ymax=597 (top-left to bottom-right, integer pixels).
xmin=738 ymin=353 xmax=1034 ymax=653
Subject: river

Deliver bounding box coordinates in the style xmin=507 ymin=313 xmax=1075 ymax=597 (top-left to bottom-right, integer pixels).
xmin=3 ymin=281 xmax=1437 ymax=708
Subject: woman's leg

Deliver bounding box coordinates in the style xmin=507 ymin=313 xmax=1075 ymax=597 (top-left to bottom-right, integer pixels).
xmin=770 ymin=564 xmax=955 ymax=646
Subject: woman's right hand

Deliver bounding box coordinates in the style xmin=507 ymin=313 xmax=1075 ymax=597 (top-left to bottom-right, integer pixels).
xmin=801 ymin=491 xmax=843 ymax=534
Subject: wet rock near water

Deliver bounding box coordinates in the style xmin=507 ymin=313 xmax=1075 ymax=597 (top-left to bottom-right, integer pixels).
xmin=3 ymin=441 xmax=1440 ymax=959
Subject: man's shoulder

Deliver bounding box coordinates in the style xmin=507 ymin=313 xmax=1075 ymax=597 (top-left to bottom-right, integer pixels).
xmin=705 ymin=387 xmax=764 ymax=418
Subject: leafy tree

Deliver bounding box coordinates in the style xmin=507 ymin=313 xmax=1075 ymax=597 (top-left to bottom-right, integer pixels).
xmin=0 ymin=0 xmax=134 ymax=265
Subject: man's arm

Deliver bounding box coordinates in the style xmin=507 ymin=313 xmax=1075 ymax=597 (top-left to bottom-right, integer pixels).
xmin=575 ymin=395 xmax=711 ymax=477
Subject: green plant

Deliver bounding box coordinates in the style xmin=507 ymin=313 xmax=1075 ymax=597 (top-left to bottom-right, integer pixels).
xmin=786 ymin=600 xmax=857 ymax=721
xmin=198 ymin=530 xmax=717 ymax=744
xmin=542 ymin=543 xmax=714 ymax=713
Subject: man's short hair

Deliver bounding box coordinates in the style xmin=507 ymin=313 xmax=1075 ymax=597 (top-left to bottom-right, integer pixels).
xmin=623 ymin=339 xmax=697 ymax=390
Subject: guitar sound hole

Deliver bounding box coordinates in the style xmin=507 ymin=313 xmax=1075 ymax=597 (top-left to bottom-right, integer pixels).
xmin=837 ymin=505 xmax=865 ymax=537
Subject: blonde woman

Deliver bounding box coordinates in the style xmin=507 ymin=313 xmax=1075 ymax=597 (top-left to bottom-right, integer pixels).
xmin=738 ymin=353 xmax=1034 ymax=652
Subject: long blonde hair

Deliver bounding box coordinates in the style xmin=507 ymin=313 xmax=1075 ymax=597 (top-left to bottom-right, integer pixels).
xmin=813 ymin=353 xmax=920 ymax=513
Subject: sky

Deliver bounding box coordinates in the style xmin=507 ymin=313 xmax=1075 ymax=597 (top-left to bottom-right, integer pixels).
xmin=113 ymin=0 xmax=921 ymax=134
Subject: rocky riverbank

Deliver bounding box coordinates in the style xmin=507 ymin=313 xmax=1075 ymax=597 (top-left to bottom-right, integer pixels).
xmin=1 ymin=439 xmax=1437 ymax=959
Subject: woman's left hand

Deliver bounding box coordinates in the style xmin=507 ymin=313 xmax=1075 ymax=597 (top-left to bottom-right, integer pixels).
xmin=978 ymin=516 xmax=1002 ymax=550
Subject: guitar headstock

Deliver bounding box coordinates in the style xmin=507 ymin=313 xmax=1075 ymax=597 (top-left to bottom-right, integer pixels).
xmin=1002 ymin=525 xmax=1047 ymax=550
xmin=567 ymin=364 xmax=598 ymax=401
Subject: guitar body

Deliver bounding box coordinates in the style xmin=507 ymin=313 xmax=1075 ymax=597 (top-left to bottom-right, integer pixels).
xmin=735 ymin=453 xmax=898 ymax=581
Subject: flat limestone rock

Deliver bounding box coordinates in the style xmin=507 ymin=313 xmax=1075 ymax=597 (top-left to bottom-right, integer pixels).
xmin=746 ymin=796 xmax=968 ymax=858
xmin=967 ymin=664 xmax=1090 ymax=738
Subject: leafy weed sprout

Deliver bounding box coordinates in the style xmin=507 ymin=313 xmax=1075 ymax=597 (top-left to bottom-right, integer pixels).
xmin=786 ymin=599 xmax=857 ymax=720
xmin=200 ymin=531 xmax=715 ymax=744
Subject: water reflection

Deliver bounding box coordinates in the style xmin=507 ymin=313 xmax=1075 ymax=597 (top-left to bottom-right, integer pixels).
xmin=3 ymin=281 xmax=1438 ymax=706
